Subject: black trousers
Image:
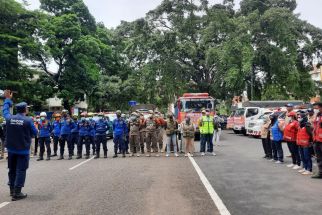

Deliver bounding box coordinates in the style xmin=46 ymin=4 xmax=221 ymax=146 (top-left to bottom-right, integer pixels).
xmin=8 ymin=153 xmax=29 ymax=188
xmin=53 ymin=136 xmax=59 ymax=154
xmin=39 ymin=137 xmax=51 ymax=158
xmin=314 ymin=142 xmax=322 ymax=175
xmin=78 ymin=136 xmax=90 ymax=156
xmin=59 ymin=134 xmax=73 ymax=156
xmin=261 ymin=138 xmax=272 ymax=158
xmin=95 ymin=135 xmax=107 ymax=154
xmin=287 ymin=141 xmax=301 ymax=166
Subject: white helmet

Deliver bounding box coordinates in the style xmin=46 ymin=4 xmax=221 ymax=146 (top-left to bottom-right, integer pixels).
xmin=40 ymin=112 xmax=47 ymax=117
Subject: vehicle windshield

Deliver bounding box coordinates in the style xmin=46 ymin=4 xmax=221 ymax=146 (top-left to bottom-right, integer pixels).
xmin=181 ymin=99 xmax=214 ymax=112
xmin=235 ymin=108 xmax=245 ymax=116
xmin=258 ymin=112 xmax=272 ymax=119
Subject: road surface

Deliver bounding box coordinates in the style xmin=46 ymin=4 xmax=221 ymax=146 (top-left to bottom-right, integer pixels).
xmin=0 ymin=131 xmax=321 ymax=215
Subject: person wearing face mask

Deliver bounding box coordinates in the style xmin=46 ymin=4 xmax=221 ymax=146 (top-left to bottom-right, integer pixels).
xmin=58 ymin=109 xmax=75 ymax=160
xmin=139 ymin=113 xmax=146 ymax=154
xmin=312 ymin=102 xmax=322 ymax=179
xmin=164 ymin=112 xmax=179 ymax=157
xmin=297 ymin=112 xmax=313 ymax=175
xmin=51 ymin=113 xmax=61 ymax=157
xmin=144 ymin=110 xmax=159 ymax=157
xmin=37 ymin=112 xmax=52 ymax=161
xmin=69 ymin=114 xmax=79 ymax=158
xmin=270 ymin=113 xmax=284 ymax=164
xmin=94 ymin=113 xmax=109 ymax=159
xmin=155 ymin=112 xmax=166 ymax=153
xmin=87 ymin=113 xmax=96 ymax=156
xmin=199 ymin=109 xmax=215 ymax=156
xmin=128 ymin=112 xmax=140 ymax=157
xmin=32 ymin=115 xmax=40 ymax=157
xmin=182 ymin=116 xmax=195 ymax=157
xmin=113 ymin=110 xmax=128 ymax=158
xmin=283 ymin=112 xmax=301 ymax=169
xmin=77 ymin=112 xmax=90 ymax=159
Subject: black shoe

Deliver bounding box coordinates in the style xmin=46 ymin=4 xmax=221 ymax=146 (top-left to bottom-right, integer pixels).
xmin=94 ymin=154 xmax=99 ymax=159
xmin=10 ymin=187 xmax=14 ymax=197
xmin=126 ymin=151 xmax=130 ymax=154
xmin=311 ymin=174 xmax=322 ymax=179
xmin=12 ymin=187 xmax=27 ymax=201
xmin=85 ymin=155 xmax=89 ymax=159
xmin=76 ymin=155 xmax=82 ymax=159
xmin=104 ymin=152 xmax=107 ymax=158
xmin=57 ymin=156 xmax=64 ymax=160
xmin=68 ymin=156 xmax=72 ymax=160
xmin=122 ymin=153 xmax=126 ymax=158
xmin=46 ymin=157 xmax=50 ymax=161
xmin=51 ymin=153 xmax=57 ymax=157
xmin=113 ymin=154 xmax=118 ymax=158
xmin=37 ymin=157 xmax=44 ymax=161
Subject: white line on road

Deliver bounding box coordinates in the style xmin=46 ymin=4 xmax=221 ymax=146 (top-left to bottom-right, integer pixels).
xmin=189 ymin=156 xmax=231 ymax=215
xmin=69 ymin=156 xmax=95 ymax=170
xmin=0 ymin=202 xmax=10 ymax=209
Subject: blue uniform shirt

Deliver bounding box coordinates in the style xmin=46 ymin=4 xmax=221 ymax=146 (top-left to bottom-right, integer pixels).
xmin=113 ymin=118 xmax=127 ymax=136
xmin=89 ymin=119 xmax=96 ymax=137
xmin=95 ymin=119 xmax=109 ymax=136
xmin=52 ymin=120 xmax=61 ymax=137
xmin=78 ymin=120 xmax=90 ymax=137
xmin=38 ymin=120 xmax=52 ymax=138
xmin=2 ymin=99 xmax=38 ymax=155
xmin=60 ymin=117 xmax=75 ymax=135
xmin=71 ymin=120 xmax=79 ymax=134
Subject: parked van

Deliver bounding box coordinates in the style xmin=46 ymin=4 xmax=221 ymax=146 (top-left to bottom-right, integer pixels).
xmin=233 ymin=107 xmax=267 ymax=135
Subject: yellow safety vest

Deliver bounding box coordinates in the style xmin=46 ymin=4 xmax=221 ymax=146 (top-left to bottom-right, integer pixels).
xmin=200 ymin=116 xmax=214 ymax=134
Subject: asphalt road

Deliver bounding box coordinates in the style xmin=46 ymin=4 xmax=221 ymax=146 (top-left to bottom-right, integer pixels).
xmin=0 ymin=131 xmax=321 ymax=215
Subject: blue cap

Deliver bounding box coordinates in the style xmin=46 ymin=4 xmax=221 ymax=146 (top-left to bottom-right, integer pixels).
xmin=15 ymin=102 xmax=28 ymax=111
xmin=285 ymin=103 xmax=294 ymax=107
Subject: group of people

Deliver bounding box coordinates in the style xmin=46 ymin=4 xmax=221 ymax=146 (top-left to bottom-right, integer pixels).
xmin=260 ymin=103 xmax=322 ymax=179
xmin=1 ymin=89 xmax=225 ymax=201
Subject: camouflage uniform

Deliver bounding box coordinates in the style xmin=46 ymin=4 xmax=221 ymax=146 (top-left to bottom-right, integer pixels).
xmin=129 ymin=115 xmax=140 ymax=155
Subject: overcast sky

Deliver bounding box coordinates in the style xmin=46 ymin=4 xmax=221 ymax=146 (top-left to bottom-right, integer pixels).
xmin=22 ymin=0 xmax=322 ymax=29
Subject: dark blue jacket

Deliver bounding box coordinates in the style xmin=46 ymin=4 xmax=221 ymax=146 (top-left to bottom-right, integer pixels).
xmin=113 ymin=118 xmax=127 ymax=136
xmin=2 ymin=99 xmax=38 ymax=155
xmin=78 ymin=120 xmax=90 ymax=137
xmin=60 ymin=117 xmax=75 ymax=136
xmin=71 ymin=121 xmax=79 ymax=134
xmin=38 ymin=120 xmax=52 ymax=138
xmin=89 ymin=119 xmax=96 ymax=137
xmin=95 ymin=119 xmax=109 ymax=136
xmin=52 ymin=120 xmax=61 ymax=137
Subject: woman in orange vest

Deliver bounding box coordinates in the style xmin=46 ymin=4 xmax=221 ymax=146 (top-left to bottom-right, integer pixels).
xmin=296 ymin=113 xmax=313 ymax=175
xmin=283 ymin=112 xmax=301 ymax=169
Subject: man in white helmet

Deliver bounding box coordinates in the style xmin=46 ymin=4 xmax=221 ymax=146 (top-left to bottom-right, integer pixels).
xmin=37 ymin=112 xmax=52 ymax=161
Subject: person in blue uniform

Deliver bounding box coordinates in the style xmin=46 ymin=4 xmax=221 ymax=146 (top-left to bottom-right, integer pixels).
xmin=94 ymin=113 xmax=110 ymax=159
xmin=51 ymin=113 xmax=61 ymax=157
xmin=87 ymin=113 xmax=96 ymax=156
xmin=37 ymin=112 xmax=52 ymax=161
xmin=113 ymin=110 xmax=128 ymax=158
xmin=77 ymin=113 xmax=91 ymax=159
xmin=2 ymin=90 xmax=37 ymax=201
xmin=70 ymin=114 xmax=79 ymax=158
xmin=58 ymin=110 xmax=75 ymax=160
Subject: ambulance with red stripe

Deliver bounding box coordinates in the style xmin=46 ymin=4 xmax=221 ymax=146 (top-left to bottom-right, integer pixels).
xmin=174 ymin=93 xmax=215 ymax=136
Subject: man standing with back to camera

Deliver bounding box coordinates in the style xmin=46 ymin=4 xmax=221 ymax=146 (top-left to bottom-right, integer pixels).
xmin=2 ymin=90 xmax=38 ymax=201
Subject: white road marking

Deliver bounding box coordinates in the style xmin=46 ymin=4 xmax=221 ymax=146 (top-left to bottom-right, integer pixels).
xmin=189 ymin=156 xmax=231 ymax=215
xmin=69 ymin=156 xmax=95 ymax=170
xmin=0 ymin=202 xmax=10 ymax=209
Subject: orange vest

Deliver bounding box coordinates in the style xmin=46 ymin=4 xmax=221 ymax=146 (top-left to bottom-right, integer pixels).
xmin=313 ymin=115 xmax=322 ymax=142
xmin=297 ymin=127 xmax=310 ymax=147
xmin=283 ymin=121 xmax=298 ymax=142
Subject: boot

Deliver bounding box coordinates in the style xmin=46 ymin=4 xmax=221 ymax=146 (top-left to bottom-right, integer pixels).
xmin=12 ymin=187 xmax=27 ymax=201
xmin=46 ymin=156 xmax=50 ymax=161
xmin=76 ymin=154 xmax=82 ymax=159
xmin=68 ymin=155 xmax=72 ymax=160
xmin=94 ymin=153 xmax=100 ymax=159
xmin=104 ymin=151 xmax=107 ymax=158
xmin=122 ymin=153 xmax=126 ymax=158
xmin=37 ymin=157 xmax=43 ymax=161
xmin=311 ymin=174 xmax=322 ymax=179
xmin=10 ymin=186 xmax=14 ymax=197
xmin=113 ymin=154 xmax=118 ymax=158
xmin=57 ymin=155 xmax=64 ymax=160
xmin=51 ymin=153 xmax=57 ymax=157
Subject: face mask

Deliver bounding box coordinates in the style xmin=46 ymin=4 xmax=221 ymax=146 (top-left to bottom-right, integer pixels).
xmin=36 ymin=119 xmax=40 ymax=122
xmin=298 ymin=118 xmax=303 ymax=122
xmin=41 ymin=117 xmax=45 ymax=121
